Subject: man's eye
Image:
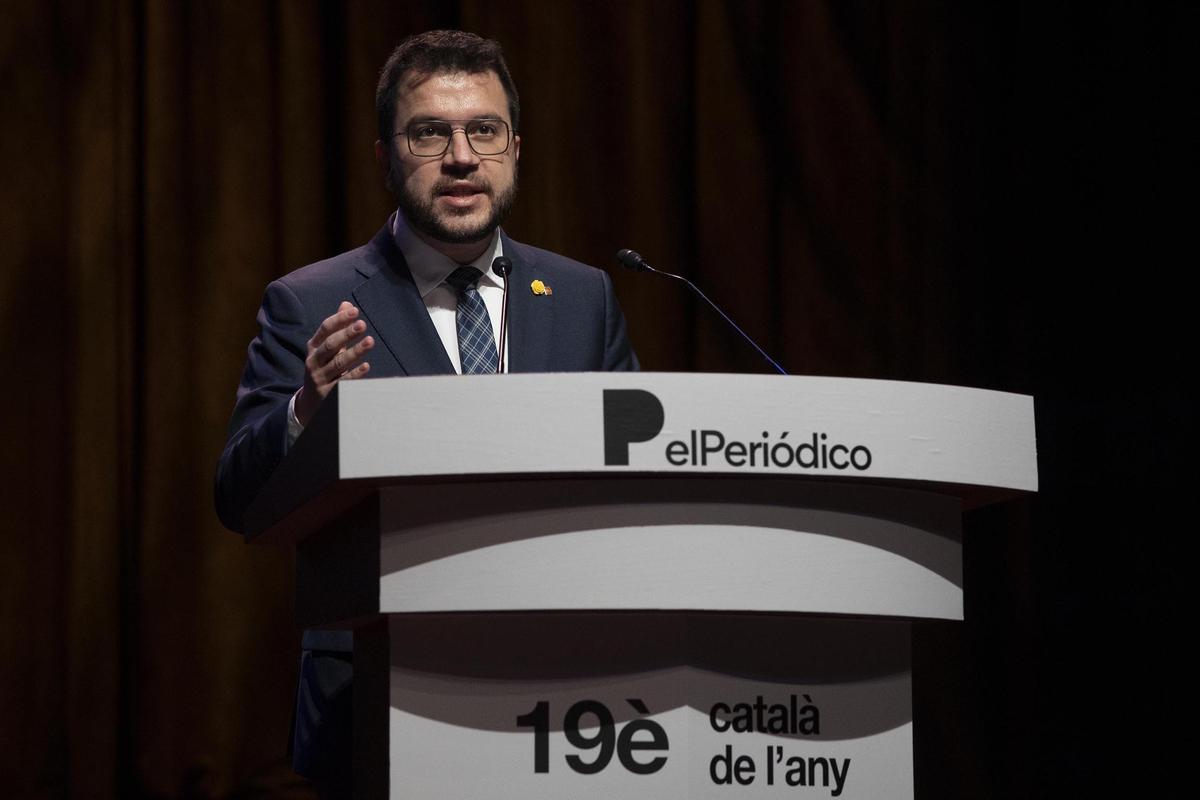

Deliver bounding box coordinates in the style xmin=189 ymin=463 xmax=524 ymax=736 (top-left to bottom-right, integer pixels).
xmin=413 ymin=125 xmax=445 ymax=139
xmin=473 ymin=123 xmax=497 ymax=136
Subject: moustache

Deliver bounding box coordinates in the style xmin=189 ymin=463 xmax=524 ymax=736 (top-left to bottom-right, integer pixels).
xmin=433 ymin=179 xmax=492 ymax=197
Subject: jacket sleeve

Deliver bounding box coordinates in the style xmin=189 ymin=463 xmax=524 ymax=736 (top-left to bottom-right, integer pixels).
xmin=214 ymin=278 xmax=312 ymax=533
xmin=600 ymin=270 xmax=640 ymax=372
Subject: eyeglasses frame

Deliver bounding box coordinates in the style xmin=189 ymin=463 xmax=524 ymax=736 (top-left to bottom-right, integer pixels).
xmin=397 ymin=118 xmax=514 ymax=158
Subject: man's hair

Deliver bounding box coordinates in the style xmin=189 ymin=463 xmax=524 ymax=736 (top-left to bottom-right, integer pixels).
xmin=376 ymin=30 xmax=520 ymax=144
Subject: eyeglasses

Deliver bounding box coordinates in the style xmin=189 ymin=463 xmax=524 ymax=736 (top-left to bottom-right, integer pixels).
xmin=401 ymin=118 xmax=513 ymax=157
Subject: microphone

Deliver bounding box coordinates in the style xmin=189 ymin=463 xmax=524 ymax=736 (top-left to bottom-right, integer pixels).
xmin=492 ymin=256 xmax=513 ymax=373
xmin=615 ymin=249 xmax=788 ymax=375
xmin=616 ymin=249 xmax=651 ymax=272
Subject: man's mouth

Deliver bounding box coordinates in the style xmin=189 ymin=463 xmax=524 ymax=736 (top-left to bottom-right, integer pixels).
xmin=437 ymin=182 xmax=489 ymax=208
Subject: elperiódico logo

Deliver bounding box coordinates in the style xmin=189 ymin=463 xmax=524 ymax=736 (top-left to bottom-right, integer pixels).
xmin=602 ymin=389 xmax=872 ymax=471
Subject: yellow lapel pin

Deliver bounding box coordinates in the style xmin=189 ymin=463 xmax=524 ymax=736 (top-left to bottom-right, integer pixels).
xmin=530 ymin=279 xmax=553 ymax=295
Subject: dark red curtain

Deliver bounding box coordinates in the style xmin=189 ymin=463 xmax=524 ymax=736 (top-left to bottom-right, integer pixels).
xmin=2 ymin=1 xmax=1190 ymax=797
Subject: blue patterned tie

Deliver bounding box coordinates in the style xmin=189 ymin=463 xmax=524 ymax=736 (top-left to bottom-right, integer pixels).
xmin=446 ymin=266 xmax=499 ymax=375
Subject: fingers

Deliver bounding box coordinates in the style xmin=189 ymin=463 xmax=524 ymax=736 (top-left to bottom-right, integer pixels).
xmin=308 ymin=301 xmax=359 ymax=357
xmin=321 ymin=323 xmax=370 ymax=368
xmin=295 ymin=303 xmax=373 ymax=427
xmin=341 ymin=361 xmax=371 ymax=380
xmin=305 ymin=302 xmax=375 ymax=381
xmin=325 ymin=335 xmax=375 ymax=379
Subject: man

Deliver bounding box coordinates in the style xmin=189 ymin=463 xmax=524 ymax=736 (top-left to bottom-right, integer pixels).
xmin=216 ymin=30 xmax=637 ymax=532
xmin=214 ymin=30 xmax=638 ymax=790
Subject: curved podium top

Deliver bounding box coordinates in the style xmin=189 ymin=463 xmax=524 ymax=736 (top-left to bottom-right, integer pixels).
xmin=245 ymin=373 xmax=1036 ymax=543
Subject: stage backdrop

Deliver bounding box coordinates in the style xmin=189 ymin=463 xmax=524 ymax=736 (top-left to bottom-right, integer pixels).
xmin=1 ymin=1 xmax=1190 ymax=798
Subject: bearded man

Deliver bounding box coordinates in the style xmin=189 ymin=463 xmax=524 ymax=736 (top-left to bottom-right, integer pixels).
xmin=214 ymin=30 xmax=638 ymax=792
xmin=216 ymin=30 xmax=638 ymax=533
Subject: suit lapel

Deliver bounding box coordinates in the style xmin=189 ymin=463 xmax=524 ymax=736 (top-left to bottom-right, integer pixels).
xmin=351 ymin=223 xmax=456 ymax=377
xmin=504 ymin=234 xmax=556 ymax=373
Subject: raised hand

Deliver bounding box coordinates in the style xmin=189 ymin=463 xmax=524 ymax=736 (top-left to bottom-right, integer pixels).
xmin=294 ymin=301 xmax=374 ymax=426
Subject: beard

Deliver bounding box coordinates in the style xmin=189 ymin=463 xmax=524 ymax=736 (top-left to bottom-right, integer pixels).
xmin=392 ymin=165 xmax=519 ymax=245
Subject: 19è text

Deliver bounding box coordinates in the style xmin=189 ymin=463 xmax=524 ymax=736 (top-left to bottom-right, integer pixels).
xmin=516 ymin=699 xmax=669 ymax=775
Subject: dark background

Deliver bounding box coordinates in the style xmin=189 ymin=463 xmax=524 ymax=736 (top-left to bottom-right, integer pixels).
xmin=1 ymin=1 xmax=1191 ymax=797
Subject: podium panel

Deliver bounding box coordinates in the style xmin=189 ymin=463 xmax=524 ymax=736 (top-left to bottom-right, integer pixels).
xmin=377 ymin=480 xmax=962 ymax=620
xmin=387 ymin=615 xmax=912 ymax=800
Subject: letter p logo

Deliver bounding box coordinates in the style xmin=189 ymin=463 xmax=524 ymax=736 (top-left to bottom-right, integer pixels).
xmin=603 ymin=390 xmax=665 ymax=465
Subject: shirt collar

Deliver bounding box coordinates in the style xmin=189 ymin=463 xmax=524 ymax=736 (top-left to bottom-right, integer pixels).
xmin=391 ymin=211 xmax=505 ymax=298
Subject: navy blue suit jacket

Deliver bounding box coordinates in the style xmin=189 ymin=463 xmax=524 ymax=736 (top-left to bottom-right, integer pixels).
xmin=216 ymin=218 xmax=638 ymax=534
xmin=215 ymin=220 xmax=638 ymax=782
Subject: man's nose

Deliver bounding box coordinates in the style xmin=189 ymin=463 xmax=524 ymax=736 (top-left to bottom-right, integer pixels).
xmin=443 ymin=128 xmax=479 ymax=167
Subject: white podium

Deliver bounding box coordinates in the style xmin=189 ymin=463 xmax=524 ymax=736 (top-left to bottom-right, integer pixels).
xmin=246 ymin=373 xmax=1037 ymax=799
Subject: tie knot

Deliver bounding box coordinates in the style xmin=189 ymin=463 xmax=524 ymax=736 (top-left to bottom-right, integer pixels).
xmin=446 ymin=266 xmax=484 ymax=294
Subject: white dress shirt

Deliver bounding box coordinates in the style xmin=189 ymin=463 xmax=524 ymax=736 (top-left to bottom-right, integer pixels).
xmin=391 ymin=211 xmax=508 ymax=375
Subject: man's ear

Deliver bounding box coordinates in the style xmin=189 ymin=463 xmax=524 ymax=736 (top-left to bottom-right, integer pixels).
xmin=513 ymin=133 xmax=520 ymax=164
xmin=375 ymin=139 xmax=392 ymax=192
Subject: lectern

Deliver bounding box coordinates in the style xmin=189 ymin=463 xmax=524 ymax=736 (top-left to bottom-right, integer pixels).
xmin=245 ymin=373 xmax=1037 ymax=799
